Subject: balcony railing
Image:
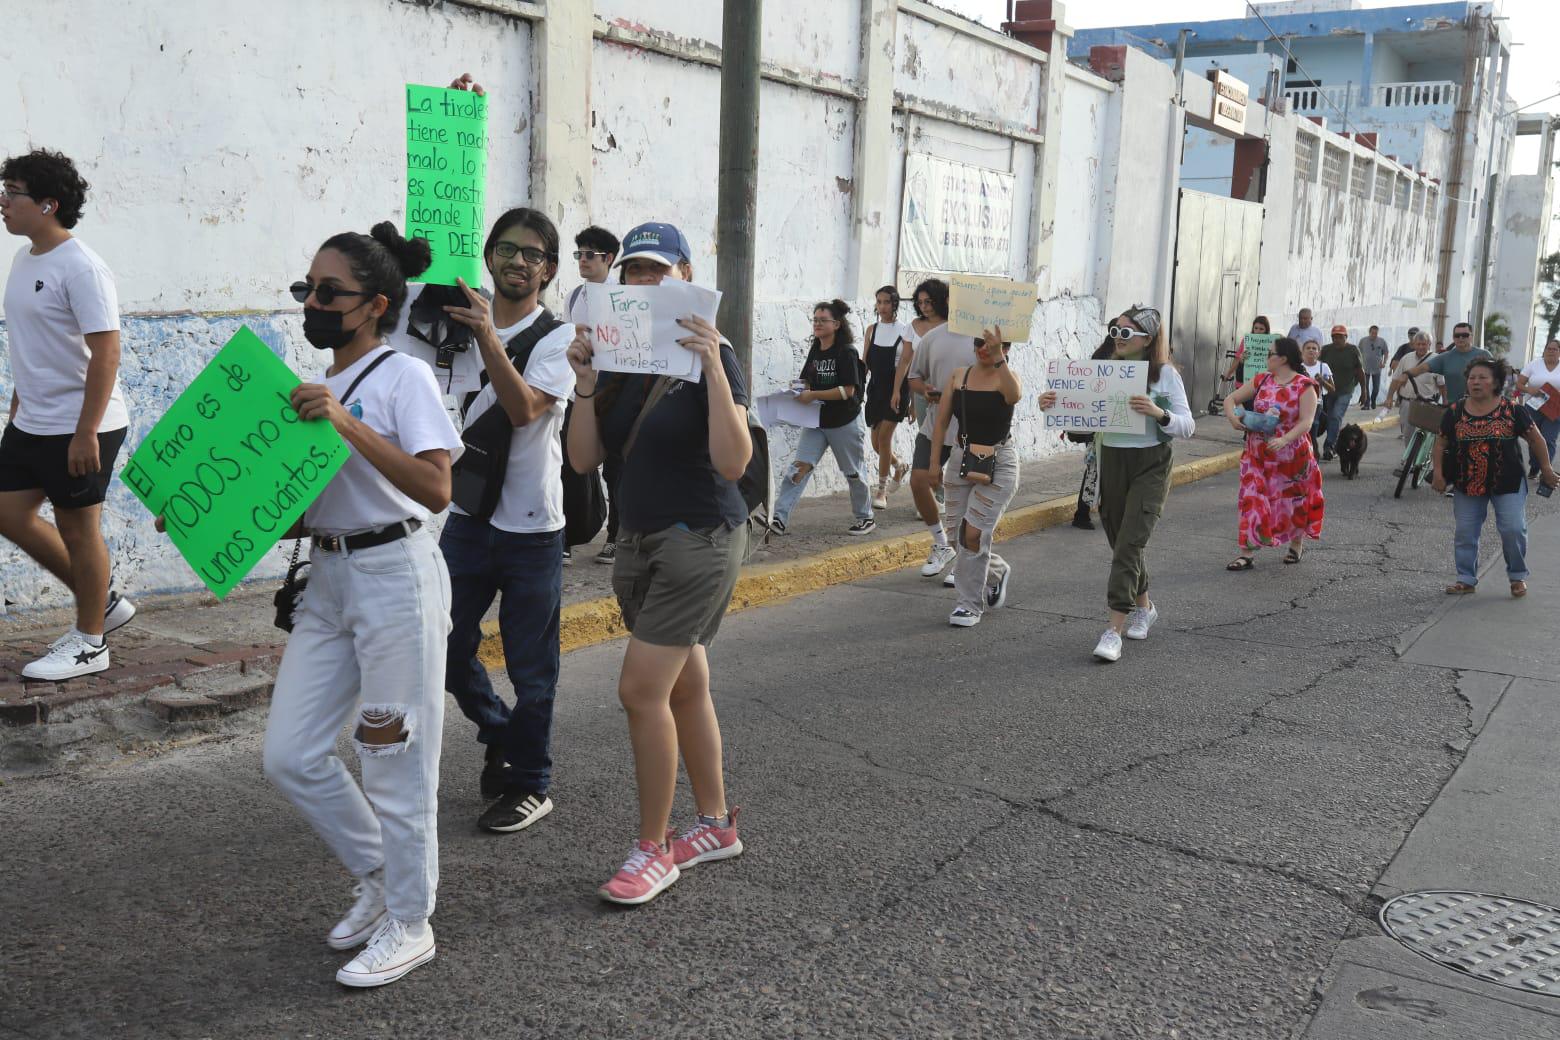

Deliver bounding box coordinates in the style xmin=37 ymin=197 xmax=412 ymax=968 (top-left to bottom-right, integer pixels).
xmin=1283 ymin=80 xmax=1460 ymax=115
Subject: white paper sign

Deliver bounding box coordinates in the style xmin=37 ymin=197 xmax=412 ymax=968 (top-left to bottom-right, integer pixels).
xmin=754 ymin=392 xmax=822 ymax=430
xmin=1042 ymin=358 xmax=1151 ymax=436
xmin=583 ymin=281 xmax=722 ymax=383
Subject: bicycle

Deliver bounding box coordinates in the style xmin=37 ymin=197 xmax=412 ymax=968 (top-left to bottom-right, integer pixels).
xmin=1392 ymin=399 xmax=1445 ymax=499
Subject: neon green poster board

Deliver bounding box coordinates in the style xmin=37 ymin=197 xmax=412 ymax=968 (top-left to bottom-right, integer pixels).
xmin=405 ymin=84 xmax=487 ymax=286
xmin=1243 ymin=333 xmax=1277 ymax=373
xmin=120 ymin=326 xmax=348 ymax=598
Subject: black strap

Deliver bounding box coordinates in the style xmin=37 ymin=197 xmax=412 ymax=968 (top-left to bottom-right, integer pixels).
xmin=341 ymin=349 xmax=396 ymax=403
xmin=623 ymin=376 xmax=675 ymax=461
xmin=957 ymin=366 xmax=970 ymax=446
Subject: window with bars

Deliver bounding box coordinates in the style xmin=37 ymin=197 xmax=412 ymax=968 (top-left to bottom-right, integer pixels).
xmin=1322 ymin=145 xmax=1348 ymax=191
xmin=1349 ymin=155 xmax=1372 ymax=198
xmin=1373 ymin=165 xmax=1393 ymax=205
xmin=1395 ymin=175 xmax=1411 ymax=210
xmin=1295 ymin=133 xmax=1320 ymax=182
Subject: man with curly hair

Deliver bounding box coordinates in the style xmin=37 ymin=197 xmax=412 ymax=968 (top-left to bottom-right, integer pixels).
xmin=1 ymin=149 xmax=135 ymax=680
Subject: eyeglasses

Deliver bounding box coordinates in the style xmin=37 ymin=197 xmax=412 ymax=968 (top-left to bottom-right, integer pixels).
xmin=573 ymin=249 xmax=611 ymax=261
xmin=1453 ymin=331 xmax=1472 ymax=339
xmin=289 ymin=281 xmax=375 ymax=306
xmin=1106 ymin=325 xmax=1149 ymax=340
xmin=811 ymin=316 xmax=838 ymax=324
xmin=493 ymin=243 xmax=552 ymax=265
xmin=0 ymin=188 xmax=35 ymax=202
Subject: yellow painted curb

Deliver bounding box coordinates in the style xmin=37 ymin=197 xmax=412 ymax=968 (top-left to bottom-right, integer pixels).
xmin=475 ymin=414 xmax=1401 ymax=665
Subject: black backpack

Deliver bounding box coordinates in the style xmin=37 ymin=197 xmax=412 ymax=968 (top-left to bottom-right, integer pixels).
xmin=559 ymin=400 xmax=607 ymax=546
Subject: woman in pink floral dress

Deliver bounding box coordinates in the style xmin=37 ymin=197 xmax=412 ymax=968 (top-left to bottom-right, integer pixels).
xmin=1220 ymin=337 xmax=1324 ymax=568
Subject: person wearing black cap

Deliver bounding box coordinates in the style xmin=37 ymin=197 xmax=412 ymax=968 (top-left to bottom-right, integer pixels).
xmin=1040 ymin=306 xmax=1194 ymax=662
xmin=564 ymin=221 xmax=751 ymax=906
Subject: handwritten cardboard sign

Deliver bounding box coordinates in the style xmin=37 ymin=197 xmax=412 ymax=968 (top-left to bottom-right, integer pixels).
xmin=948 ymin=275 xmax=1037 ymax=340
xmin=1242 ymin=333 xmax=1276 ymax=374
xmin=120 ymin=327 xmax=349 ymax=597
xmin=406 ymin=84 xmax=487 ymax=286
xmin=1042 ymin=358 xmax=1150 ymax=436
xmin=583 ymin=281 xmax=722 ymax=382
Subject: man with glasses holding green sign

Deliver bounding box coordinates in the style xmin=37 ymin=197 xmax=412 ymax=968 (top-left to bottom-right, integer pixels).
xmin=0 ymin=149 xmax=137 ymax=681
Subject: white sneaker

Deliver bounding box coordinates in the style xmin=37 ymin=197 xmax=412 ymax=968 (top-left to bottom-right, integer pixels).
xmin=920 ymin=543 xmax=957 ymax=577
xmin=1092 ymin=629 xmax=1123 ymax=662
xmin=22 ymin=632 xmax=109 ymax=681
xmin=1124 ymin=602 xmax=1158 ymax=640
xmin=871 ymin=488 xmax=888 ymax=510
xmin=326 ymin=868 xmax=387 ymax=951
xmin=948 ymin=608 xmax=981 ymax=627
xmin=336 ymin=918 xmax=435 ymax=988
xmin=943 ymin=570 xmax=956 ymax=588
xmin=104 ymin=591 xmax=137 ymax=634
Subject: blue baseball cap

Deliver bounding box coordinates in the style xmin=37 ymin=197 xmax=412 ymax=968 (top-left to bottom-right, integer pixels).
xmin=615 ymin=222 xmax=692 ymax=268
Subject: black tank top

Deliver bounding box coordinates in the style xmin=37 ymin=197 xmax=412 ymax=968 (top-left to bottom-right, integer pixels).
xmin=953 ymin=369 xmax=1013 ymax=445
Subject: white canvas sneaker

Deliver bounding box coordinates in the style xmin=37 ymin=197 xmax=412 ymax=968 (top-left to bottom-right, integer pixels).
xmin=920 ymin=543 xmax=956 ymax=577
xmin=336 ymin=918 xmax=435 ymax=988
xmin=326 ymin=868 xmax=387 ymax=951
xmin=22 ymin=632 xmax=109 ymax=681
xmin=1124 ymin=602 xmax=1159 ymax=640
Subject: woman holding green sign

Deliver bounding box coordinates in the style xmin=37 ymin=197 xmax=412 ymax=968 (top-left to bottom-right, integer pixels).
xmin=259 ymin=222 xmax=462 ymax=988
xmin=1038 ymin=306 xmax=1194 ymax=663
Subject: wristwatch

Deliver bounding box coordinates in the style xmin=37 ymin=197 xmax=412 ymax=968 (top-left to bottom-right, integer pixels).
xmin=1156 ymin=410 xmax=1172 ymax=427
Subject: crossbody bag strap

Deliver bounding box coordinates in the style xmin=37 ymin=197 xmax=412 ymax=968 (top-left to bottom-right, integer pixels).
xmin=340 ymin=349 xmax=397 ymax=403
xmin=957 ymin=366 xmax=971 ymax=446
xmin=622 ymin=375 xmax=675 ymax=461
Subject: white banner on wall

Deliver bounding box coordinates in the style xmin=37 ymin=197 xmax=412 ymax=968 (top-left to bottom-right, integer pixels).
xmin=898 ymin=152 xmax=1016 ymax=278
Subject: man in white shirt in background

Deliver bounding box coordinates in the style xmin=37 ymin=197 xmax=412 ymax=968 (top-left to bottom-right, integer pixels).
xmin=1287 ymin=308 xmax=1325 ymax=350
xmin=563 ymin=225 xmax=622 ymax=564
xmin=0 ymin=149 xmax=136 ymax=681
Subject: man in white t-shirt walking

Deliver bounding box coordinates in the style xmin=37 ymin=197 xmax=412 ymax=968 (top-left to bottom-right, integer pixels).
xmin=1286 ymin=308 xmax=1326 ymax=350
xmin=436 ymin=206 xmax=577 ymax=835
xmin=563 ymin=225 xmax=622 ymax=564
xmin=1 ymin=150 xmax=136 ymax=680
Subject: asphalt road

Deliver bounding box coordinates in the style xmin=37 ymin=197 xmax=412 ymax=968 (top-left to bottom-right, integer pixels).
xmin=1 ymin=438 xmax=1532 ymax=1040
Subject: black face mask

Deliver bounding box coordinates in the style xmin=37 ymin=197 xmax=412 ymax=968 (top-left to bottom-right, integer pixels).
xmin=302 ymin=303 xmax=372 ymax=351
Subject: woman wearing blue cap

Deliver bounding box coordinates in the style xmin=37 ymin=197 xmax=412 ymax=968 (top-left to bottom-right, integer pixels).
xmin=564 ymin=222 xmax=752 ymax=905
xmin=1039 ymin=306 xmax=1194 ymax=662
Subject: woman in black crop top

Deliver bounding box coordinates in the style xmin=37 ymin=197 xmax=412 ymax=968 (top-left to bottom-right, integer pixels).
xmin=928 ymin=327 xmax=1023 ymax=627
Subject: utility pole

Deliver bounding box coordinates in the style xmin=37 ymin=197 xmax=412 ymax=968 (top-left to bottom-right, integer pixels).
xmin=716 ymin=0 xmax=763 ymax=382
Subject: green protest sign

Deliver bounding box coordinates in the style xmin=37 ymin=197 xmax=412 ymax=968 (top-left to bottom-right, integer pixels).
xmin=120 ymin=326 xmax=348 ymax=598
xmin=1243 ymin=333 xmax=1277 ymax=373
xmin=405 ymin=83 xmax=487 ymax=286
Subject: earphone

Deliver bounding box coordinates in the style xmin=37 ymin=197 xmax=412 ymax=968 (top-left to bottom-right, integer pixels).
xmin=42 ymin=204 xmax=51 ymax=214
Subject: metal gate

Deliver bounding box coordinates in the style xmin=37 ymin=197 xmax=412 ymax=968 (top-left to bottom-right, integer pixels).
xmin=1171 ymin=190 xmax=1263 ymax=412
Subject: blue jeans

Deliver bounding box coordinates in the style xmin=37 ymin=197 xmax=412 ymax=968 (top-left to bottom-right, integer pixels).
xmin=1452 ymin=485 xmax=1528 ymax=586
xmin=1321 ymin=392 xmax=1352 ymax=452
xmin=1526 ymin=405 xmax=1560 ymax=477
xmin=1365 ymin=372 xmax=1382 ymax=408
xmin=773 ymin=418 xmax=874 ymax=524
xmin=440 ymin=512 xmax=562 ymax=795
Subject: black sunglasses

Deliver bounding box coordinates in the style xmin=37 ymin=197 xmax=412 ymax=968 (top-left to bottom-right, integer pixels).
xmin=1453 ymin=331 xmax=1472 ymax=338
xmin=289 ymin=281 xmax=374 ymax=307
xmin=573 ymin=249 xmax=611 ymax=261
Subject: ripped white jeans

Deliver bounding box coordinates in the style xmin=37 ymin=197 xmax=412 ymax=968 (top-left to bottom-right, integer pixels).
xmin=263 ymin=526 xmax=452 ymax=923
xmin=942 ymin=443 xmax=1020 ymax=617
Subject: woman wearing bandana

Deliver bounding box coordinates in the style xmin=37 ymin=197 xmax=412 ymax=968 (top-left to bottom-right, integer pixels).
xmin=1040 ymin=306 xmax=1194 ymax=661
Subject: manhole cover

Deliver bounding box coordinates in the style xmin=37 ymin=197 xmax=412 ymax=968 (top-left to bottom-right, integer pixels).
xmin=1380 ymin=891 xmax=1560 ymax=995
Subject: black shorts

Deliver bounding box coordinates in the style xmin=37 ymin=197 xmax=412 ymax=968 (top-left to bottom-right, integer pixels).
xmin=912 ymin=433 xmax=953 ymax=472
xmin=0 ymin=424 xmax=127 ymax=508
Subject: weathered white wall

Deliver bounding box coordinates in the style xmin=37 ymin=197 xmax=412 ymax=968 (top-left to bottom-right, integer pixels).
xmin=1492 ymin=173 xmax=1552 ymax=364
xmin=1098 ymin=48 xmax=1179 ymax=316
xmin=1052 ymin=71 xmax=1114 ymax=298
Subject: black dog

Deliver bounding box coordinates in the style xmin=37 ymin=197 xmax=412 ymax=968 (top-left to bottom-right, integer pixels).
xmin=1335 ymin=423 xmax=1367 ymax=479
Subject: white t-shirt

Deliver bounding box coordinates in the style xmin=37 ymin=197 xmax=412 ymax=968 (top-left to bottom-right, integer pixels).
xmin=870 ymin=321 xmax=912 ymax=347
xmin=2 ymin=239 xmax=129 ymax=435
xmin=385 ymin=284 xmax=488 ymax=425
xmin=451 ymin=308 xmax=576 ymax=534
xmin=1520 ymin=358 xmax=1560 ymax=410
xmin=1288 ymin=324 xmax=1326 ymax=348
xmin=304 ymin=347 xmax=462 ymax=536
xmin=1302 ymin=360 xmax=1334 ymax=386
xmin=564 ymin=282 xmax=600 ymax=327
xmin=1391 ymin=352 xmax=1442 ymax=402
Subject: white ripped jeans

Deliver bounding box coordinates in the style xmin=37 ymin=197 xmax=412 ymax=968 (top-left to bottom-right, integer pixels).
xmin=942 ymin=442 xmax=1020 ymax=616
xmin=263 ymin=526 xmax=452 ymax=923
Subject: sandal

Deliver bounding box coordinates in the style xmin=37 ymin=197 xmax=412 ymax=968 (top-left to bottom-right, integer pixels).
xmin=1226 ymin=556 xmax=1255 ymax=571
xmin=1445 ymin=582 xmax=1476 ymax=595
xmin=1511 ymin=580 xmax=1527 ymax=598
xmin=1283 ymin=546 xmax=1303 ymax=565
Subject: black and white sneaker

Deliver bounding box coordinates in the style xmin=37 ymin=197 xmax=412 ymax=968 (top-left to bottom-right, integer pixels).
xmin=768 ymin=517 xmax=789 ymax=536
xmin=987 ymin=568 xmax=1011 ymax=610
xmin=104 ymin=591 xmax=137 ymax=634
xmin=479 ymin=746 xmax=511 ymax=800
xmin=594 ymin=542 xmax=616 ymax=565
xmin=847 ymin=518 xmax=877 ymax=536
xmin=478 ymin=791 xmax=554 ymax=833
xmin=948 ymin=608 xmax=980 ymax=628
xmin=22 ymin=632 xmax=110 ymax=681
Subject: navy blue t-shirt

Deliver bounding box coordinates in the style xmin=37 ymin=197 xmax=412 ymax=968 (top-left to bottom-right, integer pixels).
xmin=599 ymin=342 xmax=751 ymax=533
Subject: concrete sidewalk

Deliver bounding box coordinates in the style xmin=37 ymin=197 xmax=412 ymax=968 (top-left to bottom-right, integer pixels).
xmin=1298 ymin=504 xmax=1560 ymax=1037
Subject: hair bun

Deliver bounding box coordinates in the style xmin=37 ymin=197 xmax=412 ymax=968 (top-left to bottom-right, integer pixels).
xmin=832 ymin=299 xmax=851 ymax=314
xmin=370 ymin=220 xmax=433 ymax=278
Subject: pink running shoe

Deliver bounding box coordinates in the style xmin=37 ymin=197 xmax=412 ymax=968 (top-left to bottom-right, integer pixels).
xmin=667 ymin=807 xmax=744 ymax=869
xmin=598 ymin=840 xmax=680 ymax=905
